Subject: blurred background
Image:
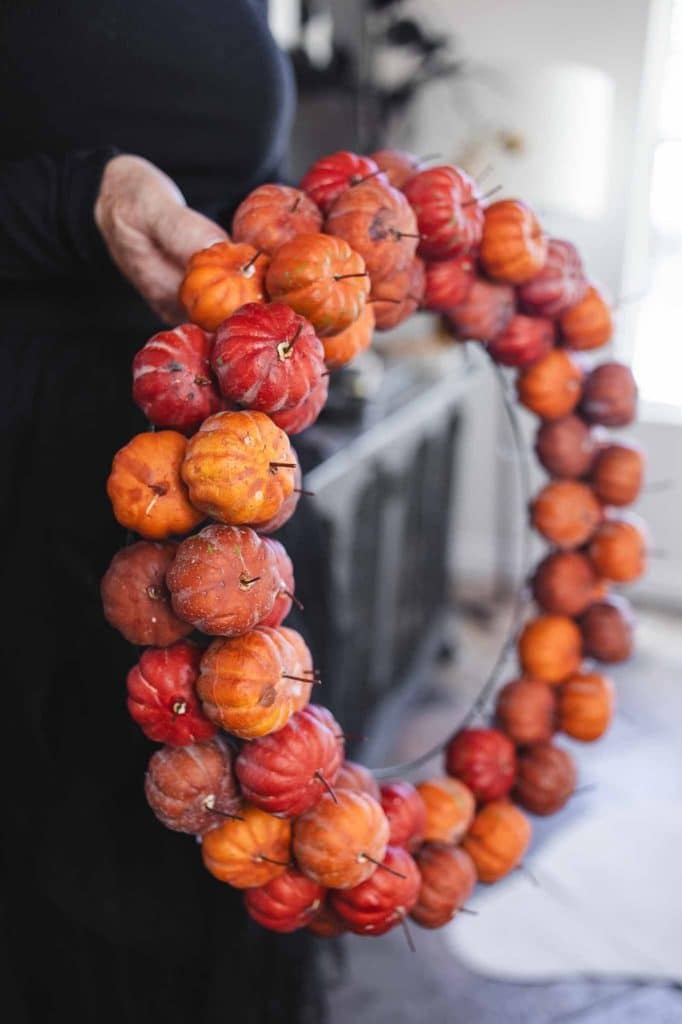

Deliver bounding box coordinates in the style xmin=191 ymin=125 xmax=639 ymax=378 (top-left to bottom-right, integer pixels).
xmin=269 ymin=2 xmax=682 ymax=1021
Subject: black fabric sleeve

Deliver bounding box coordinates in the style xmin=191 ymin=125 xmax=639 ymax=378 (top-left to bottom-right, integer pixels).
xmin=0 ymin=147 xmax=118 ymax=281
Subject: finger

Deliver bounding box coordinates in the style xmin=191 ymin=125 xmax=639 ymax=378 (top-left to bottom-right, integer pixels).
xmin=152 ymin=205 xmax=229 ymax=269
xmin=118 ymin=239 xmax=187 ymax=325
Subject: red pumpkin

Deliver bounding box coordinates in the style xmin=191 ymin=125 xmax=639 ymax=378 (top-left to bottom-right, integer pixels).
xmin=530 ymin=479 xmax=603 ymax=549
xmin=166 ymin=524 xmax=281 ymax=636
xmin=179 ymin=241 xmax=269 ymax=331
xmin=518 ymin=239 xmax=588 ymax=317
xmin=258 ymin=538 xmax=295 ymax=628
xmin=588 ymin=517 xmax=647 ymax=582
xmin=101 ymin=541 xmax=192 ymax=647
xmin=145 ymin=736 xmax=240 ymax=835
xmin=514 ymin=742 xmax=577 ymax=816
xmin=447 ymin=277 xmax=516 ymax=343
xmin=516 ymin=349 xmax=584 ymax=420
xmin=266 ymin=233 xmax=370 ymax=337
xmin=132 ymin=324 xmax=222 ymax=433
xmin=320 ymin=303 xmax=374 ymax=367
xmin=590 ymin=442 xmax=644 ymax=506
xmin=331 ymin=845 xmax=420 ymax=936
xmin=202 ymin=804 xmax=292 ymax=888
xmin=300 ymin=151 xmax=379 ymax=214
xmin=422 ymin=253 xmax=476 ymax=312
xmin=244 ymin=868 xmax=325 ymax=933
xmin=411 ymin=843 xmax=477 ymax=929
xmin=326 ymin=176 xmax=419 ymax=284
xmin=495 ymin=677 xmax=557 ymax=746
xmin=235 ymin=704 xmax=343 ymax=816
xmin=479 ymin=199 xmax=548 ymax=284
xmin=560 ymin=285 xmax=613 ymax=350
xmin=462 ymin=801 xmax=532 ymax=883
xmin=370 ymin=257 xmax=425 ymax=330
xmin=579 ymin=595 xmax=635 ymax=663
xmin=379 ymin=781 xmax=427 ymax=852
xmin=335 ymin=760 xmax=381 ymax=801
xmin=445 ymin=728 xmax=516 ymax=802
xmin=293 ymin=790 xmax=389 ymax=889
xmin=370 ymin=147 xmax=422 ymax=188
xmin=211 ymin=303 xmax=325 ymax=414
xmin=532 ymin=550 xmax=606 ymax=617
xmin=556 ymin=671 xmax=615 ymax=742
xmin=127 ymin=641 xmax=217 ymax=745
xmin=518 ymin=614 xmax=583 ymax=684
xmin=402 ymin=165 xmax=483 ymax=260
xmin=580 ymin=362 xmax=637 ymax=427
xmin=232 ymin=184 xmax=323 ymax=254
xmin=534 ymin=415 xmax=597 ymax=479
xmin=487 ymin=314 xmax=555 ymax=368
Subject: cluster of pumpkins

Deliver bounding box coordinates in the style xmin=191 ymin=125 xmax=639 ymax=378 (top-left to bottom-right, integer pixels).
xmin=100 ymin=147 xmax=645 ymax=940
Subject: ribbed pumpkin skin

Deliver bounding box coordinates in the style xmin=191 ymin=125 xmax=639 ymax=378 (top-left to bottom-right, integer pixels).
xmin=518 ymin=239 xmax=588 ymax=317
xmin=447 ymin=277 xmax=516 ymax=342
xmin=462 ymin=801 xmax=532 ymax=883
xmin=331 ymin=846 xmax=420 ymax=936
xmin=514 ymin=742 xmax=577 ymax=816
xmin=179 ymin=241 xmax=269 ymax=331
xmin=590 ymin=443 xmax=644 ymax=507
xmin=132 ymin=324 xmax=222 ymax=433
xmin=557 ymin=672 xmax=615 ymax=741
xmin=201 ymin=805 xmax=292 ymax=888
xmin=518 ymin=615 xmax=583 ymax=685
xmin=370 ymin=148 xmax=420 ymax=189
xmin=300 ymin=151 xmax=379 ymax=214
xmin=588 ymin=518 xmax=647 ymax=583
xmin=197 ymin=626 xmax=312 ymax=739
xmin=325 ymin=177 xmax=419 ymax=284
xmin=516 ymin=350 xmax=583 ymax=420
xmin=379 ymin=781 xmax=427 ymax=852
xmin=534 ymin=415 xmax=597 ymax=479
xmin=293 ymin=790 xmax=389 ymax=889
xmin=560 ymin=285 xmax=613 ymax=350
xmin=532 ymin=550 xmax=606 ymax=617
xmin=270 ymin=375 xmax=329 ymax=435
xmin=416 ymin=777 xmax=475 ymax=844
xmin=579 ymin=596 xmax=634 ymax=663
xmin=445 ymin=728 xmax=517 ymax=802
xmin=258 ymin=538 xmax=295 ymax=628
xmin=101 ymin=541 xmax=192 ymax=647
xmin=403 ymin=165 xmax=483 ymax=260
xmin=487 ymin=314 xmax=555 ymax=368
xmin=411 ymin=844 xmax=477 ymax=929
xmin=248 ymin=454 xmax=301 ymax=533
xmin=580 ymin=362 xmax=638 ymax=428
xmin=145 ymin=736 xmax=240 ymax=835
xmin=211 ymin=303 xmax=325 ymax=414
xmin=107 ymin=431 xmax=203 ymax=540
xmin=530 ymin=480 xmax=603 ymax=549
xmin=235 ymin=705 xmax=343 ymax=816
xmin=232 ymin=184 xmax=323 ymax=254
xmin=335 ymin=760 xmax=381 ymax=801
xmin=422 ymin=253 xmax=475 ymax=312
xmin=244 ymin=868 xmax=325 ymax=933
xmin=321 ymin=303 xmax=374 ymax=367
xmin=127 ymin=641 xmax=216 ymax=745
xmin=371 ymin=257 xmax=425 ymax=330
xmin=495 ymin=678 xmax=557 ymax=747
xmin=166 ymin=524 xmax=280 ymax=636
xmin=181 ymin=410 xmax=296 ymax=527
xmin=480 ymin=199 xmax=548 ymax=284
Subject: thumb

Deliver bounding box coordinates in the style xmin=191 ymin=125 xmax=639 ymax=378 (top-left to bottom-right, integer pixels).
xmin=154 ymin=203 xmax=229 ymax=268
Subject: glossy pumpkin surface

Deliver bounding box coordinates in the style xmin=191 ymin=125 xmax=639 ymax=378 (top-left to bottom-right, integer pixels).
xmin=330 ymin=845 xmax=420 ymax=936
xmin=179 ymin=241 xmax=269 ymax=331
xmin=445 ymin=728 xmax=517 ymax=802
xmin=201 ymin=804 xmax=292 ymax=888
xmin=403 ymin=165 xmax=483 ymax=260
xmin=127 ymin=641 xmax=216 ymax=745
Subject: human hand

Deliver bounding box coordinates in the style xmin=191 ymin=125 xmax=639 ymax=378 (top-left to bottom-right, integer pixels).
xmin=94 ymin=154 xmax=228 ymax=323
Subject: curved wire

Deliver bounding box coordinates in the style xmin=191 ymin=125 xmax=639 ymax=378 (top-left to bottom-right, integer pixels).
xmin=372 ymin=349 xmax=535 ymax=779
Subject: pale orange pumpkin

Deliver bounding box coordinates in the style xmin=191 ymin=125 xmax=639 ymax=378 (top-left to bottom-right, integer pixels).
xmin=106 ymin=431 xmax=203 ymax=540
xmin=462 ymin=800 xmax=532 ymax=883
xmin=411 ymin=844 xmax=477 ymax=929
xmin=590 ymin=443 xmax=645 ymax=507
xmin=479 ymin=199 xmax=548 ymax=284
xmin=416 ymin=777 xmax=475 ymax=844
xmin=179 ymin=241 xmax=269 ymax=331
xmin=588 ymin=517 xmax=647 ymax=583
xmin=516 ymin=349 xmax=583 ymax=420
xmin=559 ymin=285 xmax=613 ymax=350
xmin=557 ymin=671 xmax=615 ymax=741
xmin=293 ymin=790 xmax=390 ymax=889
xmin=201 ymin=804 xmax=292 ymax=888
xmin=517 ymin=614 xmax=582 ymax=685
xmin=182 ymin=410 xmax=296 ymax=527
xmin=321 ymin=302 xmax=375 ymax=368
xmin=530 ymin=480 xmax=603 ymax=549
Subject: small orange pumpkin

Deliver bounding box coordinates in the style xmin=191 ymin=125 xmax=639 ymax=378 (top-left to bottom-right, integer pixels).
xmin=462 ymin=800 xmax=532 ymax=883
xmin=514 ymin=742 xmax=577 ymax=816
xmin=107 ymin=431 xmax=203 ymax=540
xmin=517 ymin=614 xmax=582 ymax=684
xmin=530 ymin=480 xmax=603 ymax=549
xmin=266 ymin=233 xmax=369 ymax=337
xmin=293 ymin=790 xmax=390 ymax=889
xmin=516 ymin=349 xmax=583 ymax=420
xmin=321 ymin=302 xmax=375 ymax=368
xmin=201 ymin=804 xmax=292 ymax=889
xmin=182 ymin=410 xmax=296 ymax=527
xmin=557 ymin=671 xmax=615 ymax=741
xmin=532 ymin=550 xmax=607 ymax=618
xmin=335 ymin=760 xmax=381 ymax=801
xmin=495 ymin=677 xmax=557 ymax=746
xmin=411 ymin=843 xmax=477 ymax=929
xmin=559 ymin=285 xmax=613 ymax=350
xmin=197 ymin=626 xmax=312 ymax=739
xmin=588 ymin=517 xmax=647 ymax=582
xmin=479 ymin=199 xmax=548 ymax=284
xmin=231 ymin=184 xmax=323 ymax=254
xmin=179 ymin=241 xmax=269 ymax=331
xmin=590 ymin=443 xmax=644 ymax=507
xmin=415 ymin=777 xmax=475 ymax=844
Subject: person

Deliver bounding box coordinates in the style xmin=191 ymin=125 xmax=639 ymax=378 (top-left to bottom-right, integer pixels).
xmin=0 ymin=3 xmax=322 ymax=1021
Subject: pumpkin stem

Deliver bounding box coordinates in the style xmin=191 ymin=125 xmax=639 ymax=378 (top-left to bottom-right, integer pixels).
xmin=269 ymin=461 xmax=297 ymax=473
xmin=397 ymin=910 xmax=416 ymax=953
xmin=290 ymin=194 xmax=302 ymax=213
xmin=391 ymin=230 xmax=421 ymax=240
xmin=144 ymin=483 xmax=168 ymax=517
xmin=254 ymin=854 xmax=292 ymax=868
xmin=193 ymin=375 xmax=213 ymax=386
xmin=293 ymin=487 xmax=316 ymax=497
xmin=171 ymin=700 xmax=187 ymax=716
xmin=462 ymin=184 xmax=502 ymax=208
xmin=351 ymin=168 xmax=384 ymax=187
xmin=314 ymin=771 xmax=338 ymax=803
xmin=369 ymin=297 xmax=401 ymax=305
xmin=282 ymin=673 xmax=322 ymax=686
xmin=277 ymin=323 xmax=303 ymax=360
xmin=361 ymin=854 xmax=407 ymax=880
xmin=459 ymin=906 xmax=478 ymax=916
xmin=146 ymin=584 xmax=166 ymax=601
xmin=239 ymin=572 xmax=261 ymax=591
xmin=284 ymin=588 xmax=304 ymax=610
xmin=241 ymin=249 xmax=264 ymax=276
xmin=333 ymin=272 xmax=369 ymax=281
